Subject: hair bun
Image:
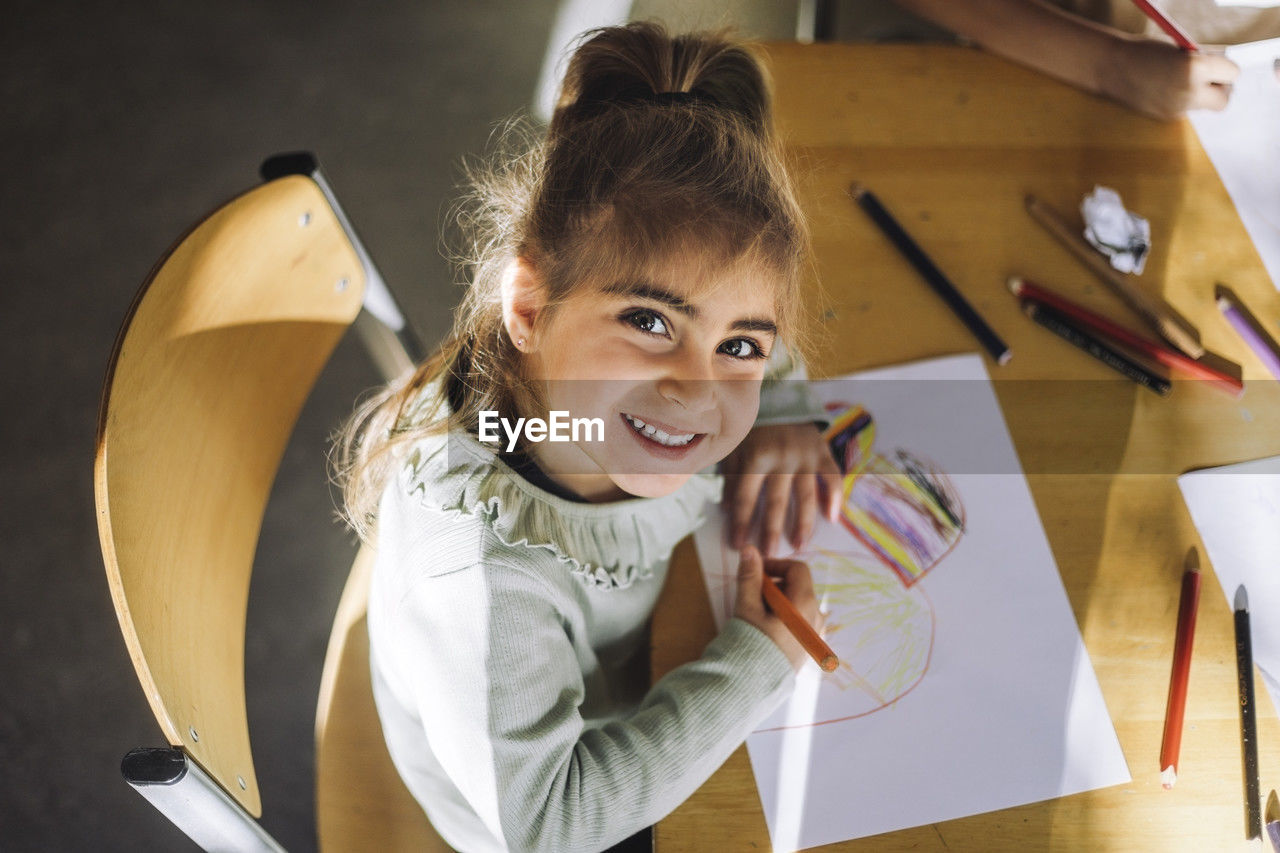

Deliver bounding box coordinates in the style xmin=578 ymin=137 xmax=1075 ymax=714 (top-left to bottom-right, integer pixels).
xmin=552 ymin=22 xmax=772 ymax=135
xmin=647 ymin=90 xmax=701 ymax=106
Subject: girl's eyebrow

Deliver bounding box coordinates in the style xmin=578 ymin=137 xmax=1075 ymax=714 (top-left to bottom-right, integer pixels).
xmin=605 ymin=279 xmax=778 ymax=335
xmin=732 ymin=317 xmax=778 ymax=335
xmin=604 ymin=280 xmax=697 ymax=317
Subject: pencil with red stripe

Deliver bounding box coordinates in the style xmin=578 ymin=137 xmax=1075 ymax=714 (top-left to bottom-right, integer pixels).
xmin=1161 ymin=550 xmax=1201 ymax=789
xmin=1008 ymin=276 xmax=1243 ymax=397
xmin=1130 ymin=0 xmax=1200 ymax=51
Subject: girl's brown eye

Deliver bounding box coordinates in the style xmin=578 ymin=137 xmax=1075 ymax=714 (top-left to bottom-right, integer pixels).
xmin=622 ymin=309 xmax=669 ymax=336
xmin=719 ymin=338 xmax=764 ymax=360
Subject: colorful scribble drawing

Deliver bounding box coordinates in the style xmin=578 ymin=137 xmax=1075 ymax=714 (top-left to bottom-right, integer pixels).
xmin=713 ymin=402 xmax=969 ymax=730
xmin=824 ymin=403 xmax=965 ymax=587
xmin=702 ymin=402 xmax=969 ymax=728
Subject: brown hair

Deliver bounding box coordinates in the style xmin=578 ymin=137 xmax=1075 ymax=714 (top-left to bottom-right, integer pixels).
xmin=336 ymin=21 xmax=810 ymax=538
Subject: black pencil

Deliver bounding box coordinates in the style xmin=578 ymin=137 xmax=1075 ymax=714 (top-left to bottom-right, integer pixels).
xmin=1022 ymin=300 xmax=1172 ymax=396
xmin=1235 ymin=585 xmax=1262 ymax=842
xmin=849 ymin=183 xmax=1011 ymax=365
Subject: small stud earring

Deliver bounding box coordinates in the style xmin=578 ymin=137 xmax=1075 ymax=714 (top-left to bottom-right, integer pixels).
xmin=516 ymin=337 xmax=526 ymax=349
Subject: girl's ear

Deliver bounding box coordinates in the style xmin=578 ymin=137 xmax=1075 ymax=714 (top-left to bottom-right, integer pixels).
xmin=500 ymin=256 xmax=545 ymax=352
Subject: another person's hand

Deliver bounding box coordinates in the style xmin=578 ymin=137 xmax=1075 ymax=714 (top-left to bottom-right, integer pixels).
xmin=733 ymin=546 xmax=824 ymax=670
xmin=721 ymin=422 xmax=843 ymax=557
xmin=1101 ymin=38 xmax=1239 ymax=120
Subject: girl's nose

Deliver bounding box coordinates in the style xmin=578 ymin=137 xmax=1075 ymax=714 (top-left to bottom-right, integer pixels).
xmin=655 ymin=351 xmax=717 ymax=412
xmin=656 ymin=376 xmax=717 ymax=411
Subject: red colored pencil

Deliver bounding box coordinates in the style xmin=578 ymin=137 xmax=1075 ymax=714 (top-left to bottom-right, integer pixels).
xmin=1161 ymin=554 xmax=1201 ymax=789
xmin=1008 ymin=276 xmax=1243 ymax=396
xmin=1130 ymin=0 xmax=1200 ymax=51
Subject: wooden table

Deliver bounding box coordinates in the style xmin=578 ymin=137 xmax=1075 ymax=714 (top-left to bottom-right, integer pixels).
xmin=652 ymin=42 xmax=1280 ymax=852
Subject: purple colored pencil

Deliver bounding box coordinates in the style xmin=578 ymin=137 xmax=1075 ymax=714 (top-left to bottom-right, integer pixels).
xmin=1218 ymin=294 xmax=1280 ymax=380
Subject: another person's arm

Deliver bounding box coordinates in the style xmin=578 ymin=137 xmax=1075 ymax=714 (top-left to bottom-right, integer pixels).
xmin=896 ymin=0 xmax=1239 ymax=119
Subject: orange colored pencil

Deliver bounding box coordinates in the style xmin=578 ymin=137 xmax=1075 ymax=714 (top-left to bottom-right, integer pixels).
xmin=1161 ymin=553 xmax=1201 ymax=789
xmin=762 ymin=573 xmax=839 ymax=672
xmin=1008 ymin=276 xmax=1243 ymax=397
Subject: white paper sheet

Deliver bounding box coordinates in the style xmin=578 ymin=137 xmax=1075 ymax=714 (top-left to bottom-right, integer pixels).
xmin=1178 ymin=455 xmax=1280 ymax=713
xmin=694 ymin=354 xmax=1130 ymax=851
xmin=1188 ymin=39 xmax=1280 ymax=291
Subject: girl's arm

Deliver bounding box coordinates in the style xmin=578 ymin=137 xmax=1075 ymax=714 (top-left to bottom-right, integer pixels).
xmin=895 ymin=0 xmax=1239 ymax=119
xmin=383 ymin=539 xmax=803 ymax=852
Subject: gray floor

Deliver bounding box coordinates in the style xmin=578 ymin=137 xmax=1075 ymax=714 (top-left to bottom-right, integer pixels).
xmin=1 ymin=2 xmax=558 ymax=849
xmin=0 ymin=2 xmax=944 ymax=849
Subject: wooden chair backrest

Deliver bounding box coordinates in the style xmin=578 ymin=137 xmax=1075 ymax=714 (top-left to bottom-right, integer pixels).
xmin=95 ymin=175 xmax=365 ymax=816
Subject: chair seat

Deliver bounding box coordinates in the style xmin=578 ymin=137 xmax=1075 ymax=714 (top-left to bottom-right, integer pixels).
xmin=315 ymin=545 xmax=451 ymax=852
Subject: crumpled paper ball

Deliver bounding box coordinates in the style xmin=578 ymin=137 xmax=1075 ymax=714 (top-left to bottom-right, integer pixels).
xmin=1081 ymin=186 xmax=1150 ymax=275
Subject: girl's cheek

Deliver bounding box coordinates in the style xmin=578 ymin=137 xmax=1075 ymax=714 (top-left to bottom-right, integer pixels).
xmin=720 ymin=384 xmax=763 ymax=443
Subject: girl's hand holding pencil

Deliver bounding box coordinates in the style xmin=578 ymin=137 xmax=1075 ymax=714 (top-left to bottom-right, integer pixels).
xmin=735 ymin=546 xmax=834 ymax=672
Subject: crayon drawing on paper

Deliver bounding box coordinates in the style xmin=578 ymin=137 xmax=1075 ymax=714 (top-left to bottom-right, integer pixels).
xmin=706 ymin=401 xmax=964 ymax=728
xmin=692 ymin=354 xmax=1129 ymax=850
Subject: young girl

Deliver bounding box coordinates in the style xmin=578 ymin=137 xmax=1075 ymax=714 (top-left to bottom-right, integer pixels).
xmin=338 ymin=22 xmax=836 ymax=852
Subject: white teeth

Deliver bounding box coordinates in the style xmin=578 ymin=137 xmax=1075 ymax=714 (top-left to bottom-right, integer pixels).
xmin=624 ymin=414 xmax=696 ymax=447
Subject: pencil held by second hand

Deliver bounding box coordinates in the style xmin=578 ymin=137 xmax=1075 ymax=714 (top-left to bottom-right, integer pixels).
xmin=1129 ymin=0 xmax=1199 ymax=52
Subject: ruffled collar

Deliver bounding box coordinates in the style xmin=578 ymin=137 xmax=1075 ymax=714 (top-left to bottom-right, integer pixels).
xmin=400 ymin=428 xmax=722 ymax=589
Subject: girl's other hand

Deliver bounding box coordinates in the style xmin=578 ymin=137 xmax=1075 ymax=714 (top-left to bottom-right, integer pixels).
xmin=733 ymin=546 xmax=824 ymax=671
xmin=721 ymin=422 xmax=842 ymax=557
xmin=1101 ymin=39 xmax=1239 ymax=120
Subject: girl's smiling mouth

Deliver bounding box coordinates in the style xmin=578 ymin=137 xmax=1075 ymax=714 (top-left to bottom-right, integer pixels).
xmin=619 ymin=412 xmax=706 ymax=457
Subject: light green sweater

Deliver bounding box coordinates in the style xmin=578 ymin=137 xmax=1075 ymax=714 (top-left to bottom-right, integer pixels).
xmin=368 ymin=355 xmax=822 ymax=852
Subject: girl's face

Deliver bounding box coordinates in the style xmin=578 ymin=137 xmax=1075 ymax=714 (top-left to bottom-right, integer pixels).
xmin=522 ymin=259 xmax=780 ymax=502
